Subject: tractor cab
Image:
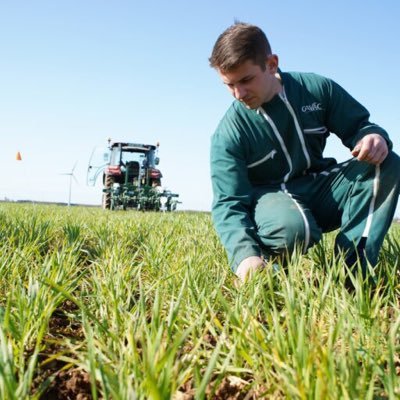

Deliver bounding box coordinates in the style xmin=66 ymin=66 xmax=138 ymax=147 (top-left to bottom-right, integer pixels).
xmin=107 ymin=142 xmax=162 ymax=187
xmin=87 ymin=141 xmax=161 ymax=187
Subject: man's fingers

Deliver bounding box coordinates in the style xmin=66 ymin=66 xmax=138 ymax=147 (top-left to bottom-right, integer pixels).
xmin=236 ymin=263 xmax=262 ymax=282
xmin=235 ymin=256 xmax=265 ymax=283
xmin=351 ymin=144 xmax=361 ymax=157
xmin=352 ymin=134 xmax=388 ymax=165
xmin=356 ymin=147 xmax=387 ymax=164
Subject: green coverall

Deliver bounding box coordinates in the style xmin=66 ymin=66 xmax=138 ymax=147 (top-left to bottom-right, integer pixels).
xmin=210 ymin=70 xmax=400 ymax=272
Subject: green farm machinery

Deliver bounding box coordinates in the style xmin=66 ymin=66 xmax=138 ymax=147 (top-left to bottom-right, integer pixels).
xmin=87 ymin=139 xmax=180 ymax=211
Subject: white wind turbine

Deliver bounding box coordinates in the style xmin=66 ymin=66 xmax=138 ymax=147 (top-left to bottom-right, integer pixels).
xmin=60 ymin=162 xmax=78 ymax=206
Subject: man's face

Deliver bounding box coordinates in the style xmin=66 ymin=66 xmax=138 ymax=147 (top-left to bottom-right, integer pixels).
xmin=218 ymin=57 xmax=279 ymax=109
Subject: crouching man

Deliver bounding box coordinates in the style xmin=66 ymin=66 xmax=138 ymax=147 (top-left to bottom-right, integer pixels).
xmin=209 ymin=22 xmax=400 ymax=282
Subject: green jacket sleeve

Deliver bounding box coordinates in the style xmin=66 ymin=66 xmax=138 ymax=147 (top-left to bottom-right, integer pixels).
xmin=324 ymin=78 xmax=392 ymax=150
xmin=210 ymin=115 xmax=261 ymax=271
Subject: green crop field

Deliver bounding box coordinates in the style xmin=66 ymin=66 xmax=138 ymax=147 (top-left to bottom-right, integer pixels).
xmin=0 ymin=203 xmax=399 ymax=399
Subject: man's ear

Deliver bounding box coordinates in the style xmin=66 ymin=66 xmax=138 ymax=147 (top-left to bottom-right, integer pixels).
xmin=266 ymin=54 xmax=279 ymax=73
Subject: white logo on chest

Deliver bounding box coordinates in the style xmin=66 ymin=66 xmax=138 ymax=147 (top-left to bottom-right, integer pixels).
xmin=301 ymin=102 xmax=322 ymax=112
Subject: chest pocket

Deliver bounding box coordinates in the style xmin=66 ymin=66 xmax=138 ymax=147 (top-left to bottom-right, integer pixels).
xmin=247 ymin=149 xmax=283 ymax=184
xmin=303 ymin=126 xmax=328 ymax=156
xmin=247 ymin=149 xmax=277 ymax=168
xmin=303 ymin=127 xmax=327 ymax=135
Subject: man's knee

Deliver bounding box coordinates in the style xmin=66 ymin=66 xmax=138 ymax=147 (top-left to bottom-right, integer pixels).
xmin=257 ymin=212 xmax=321 ymax=255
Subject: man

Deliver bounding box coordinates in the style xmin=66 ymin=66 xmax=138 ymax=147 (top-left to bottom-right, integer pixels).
xmin=209 ymin=22 xmax=400 ymax=282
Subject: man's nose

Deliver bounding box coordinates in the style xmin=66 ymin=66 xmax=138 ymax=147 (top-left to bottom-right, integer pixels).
xmin=233 ymin=85 xmax=246 ymax=100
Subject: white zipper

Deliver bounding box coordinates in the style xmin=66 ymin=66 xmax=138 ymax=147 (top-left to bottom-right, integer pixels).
xmin=279 ymin=88 xmax=311 ymax=169
xmin=258 ymin=107 xmax=292 ymax=183
xmin=257 ymin=88 xmax=312 ymax=252
xmin=247 ymin=149 xmax=277 ymax=168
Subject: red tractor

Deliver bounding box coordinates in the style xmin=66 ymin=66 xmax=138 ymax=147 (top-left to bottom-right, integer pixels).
xmin=87 ymin=139 xmax=180 ymax=211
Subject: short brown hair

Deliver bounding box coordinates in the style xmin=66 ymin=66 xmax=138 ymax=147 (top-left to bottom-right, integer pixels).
xmin=209 ymin=22 xmax=272 ymax=72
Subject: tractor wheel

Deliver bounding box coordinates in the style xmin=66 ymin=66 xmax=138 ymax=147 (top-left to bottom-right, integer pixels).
xmin=102 ymin=193 xmax=111 ymax=210
xmin=102 ymin=174 xmax=114 ymax=210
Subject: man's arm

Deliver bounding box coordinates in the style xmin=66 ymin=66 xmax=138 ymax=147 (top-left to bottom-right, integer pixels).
xmin=210 ymin=122 xmax=263 ymax=274
xmin=323 ymin=78 xmax=393 ymax=156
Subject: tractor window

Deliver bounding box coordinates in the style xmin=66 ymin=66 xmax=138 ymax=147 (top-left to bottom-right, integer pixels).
xmin=120 ymin=150 xmax=156 ymax=168
xmin=121 ymin=152 xmax=143 ymax=165
xmin=110 ymin=147 xmax=121 ymax=166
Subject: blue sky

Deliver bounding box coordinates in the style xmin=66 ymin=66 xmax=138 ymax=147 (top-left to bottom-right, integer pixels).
xmin=1 ymin=1 xmax=399 ymax=214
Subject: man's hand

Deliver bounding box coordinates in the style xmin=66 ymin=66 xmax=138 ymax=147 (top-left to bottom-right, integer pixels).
xmin=351 ymin=133 xmax=388 ymax=165
xmin=235 ymin=256 xmax=265 ymax=283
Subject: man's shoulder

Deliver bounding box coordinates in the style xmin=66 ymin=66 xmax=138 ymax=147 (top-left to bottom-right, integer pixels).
xmin=214 ymin=102 xmax=256 ymax=133
xmin=224 ymin=100 xmax=252 ymax=118
xmin=212 ymin=103 xmax=239 ymax=143
xmin=211 ymin=102 xmax=260 ymax=151
xmin=282 ymin=70 xmax=332 ymax=91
